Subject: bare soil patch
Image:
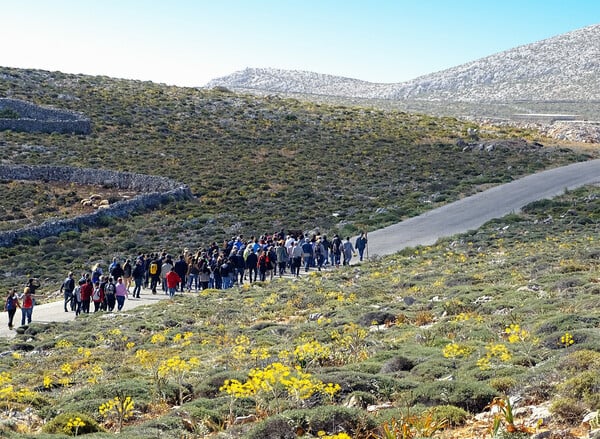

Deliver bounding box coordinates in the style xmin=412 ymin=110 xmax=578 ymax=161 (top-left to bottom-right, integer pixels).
xmin=0 ymin=180 xmax=140 ymax=231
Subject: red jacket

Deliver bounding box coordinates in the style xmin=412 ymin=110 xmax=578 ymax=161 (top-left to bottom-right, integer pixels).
xmin=80 ymin=282 xmax=93 ymax=301
xmin=165 ymin=271 xmax=181 ymax=289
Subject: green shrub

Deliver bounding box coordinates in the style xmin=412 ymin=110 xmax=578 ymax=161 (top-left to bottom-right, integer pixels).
xmin=246 ymin=414 xmax=296 ymax=439
xmin=284 ymin=405 xmax=375 ymax=437
xmin=429 ymin=404 xmax=469 ymax=426
xmin=489 ymin=376 xmax=518 ymax=394
xmin=413 ymin=381 xmax=497 ymax=413
xmin=556 ymin=371 xmax=600 ymax=408
xmin=550 ymin=397 xmax=587 ymax=426
xmin=42 ymin=412 xmax=104 ymax=434
xmin=557 ymin=349 xmax=600 ymax=373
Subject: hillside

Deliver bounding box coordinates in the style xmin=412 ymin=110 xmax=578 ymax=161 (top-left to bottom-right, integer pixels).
xmin=1 ymin=185 xmax=599 ymax=438
xmin=207 ymin=24 xmax=600 ymax=103
xmin=0 ymin=65 xmax=592 ymax=294
xmin=0 ymin=59 xmax=599 ymax=438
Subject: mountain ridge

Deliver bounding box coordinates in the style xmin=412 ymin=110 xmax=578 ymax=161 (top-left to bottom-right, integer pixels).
xmin=207 ymin=24 xmax=600 ymax=103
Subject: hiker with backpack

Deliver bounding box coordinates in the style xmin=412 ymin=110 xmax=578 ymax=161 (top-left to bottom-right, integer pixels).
xmin=73 ymin=280 xmax=83 ymax=316
xmin=104 ymin=277 xmax=117 ymax=311
xmin=148 ymin=256 xmax=161 ymax=294
xmin=331 ymin=234 xmax=343 ymax=267
xmin=60 ymin=272 xmax=75 ymax=312
xmin=92 ymin=281 xmax=104 ymax=312
xmin=5 ymin=289 xmax=20 ymax=330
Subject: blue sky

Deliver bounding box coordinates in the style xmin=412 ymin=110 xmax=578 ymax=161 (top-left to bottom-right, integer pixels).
xmin=1 ymin=0 xmax=598 ymax=87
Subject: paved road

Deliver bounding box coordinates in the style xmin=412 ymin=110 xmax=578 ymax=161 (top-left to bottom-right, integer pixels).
xmin=365 ymin=159 xmax=600 ymax=257
xmin=1 ymin=159 xmax=599 ymax=339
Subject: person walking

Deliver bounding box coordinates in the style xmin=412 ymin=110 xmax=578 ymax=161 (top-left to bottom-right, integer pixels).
xmin=4 ymin=289 xmax=20 ymax=330
xmin=20 ymin=287 xmax=35 ymax=326
xmin=92 ymin=281 xmax=104 ymax=312
xmin=122 ymin=259 xmax=133 ymax=292
xmin=60 ymin=272 xmax=76 ymax=312
xmin=115 ymin=277 xmax=128 ymax=311
xmin=342 ymin=237 xmax=355 ymax=266
xmin=80 ymin=278 xmax=93 ymax=314
xmin=104 ymin=277 xmax=117 ymax=312
xmin=355 ymin=232 xmax=368 ymax=262
xmin=131 ymin=259 xmax=145 ymax=298
xmin=165 ymin=267 xmax=181 ymax=298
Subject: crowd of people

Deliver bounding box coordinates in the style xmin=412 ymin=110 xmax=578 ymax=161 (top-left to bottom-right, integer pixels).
xmin=4 ymin=230 xmax=369 ymax=329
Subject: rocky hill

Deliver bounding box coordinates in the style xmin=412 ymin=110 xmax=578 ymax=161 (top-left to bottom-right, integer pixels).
xmin=207 ymin=24 xmax=600 ymax=103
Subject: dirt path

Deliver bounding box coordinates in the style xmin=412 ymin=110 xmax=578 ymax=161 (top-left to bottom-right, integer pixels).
xmin=2 ymin=159 xmax=599 ymax=339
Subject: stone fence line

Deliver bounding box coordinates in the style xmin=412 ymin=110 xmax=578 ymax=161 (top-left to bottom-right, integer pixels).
xmin=0 ymin=165 xmax=192 ymax=247
xmin=0 ymin=98 xmax=91 ymax=135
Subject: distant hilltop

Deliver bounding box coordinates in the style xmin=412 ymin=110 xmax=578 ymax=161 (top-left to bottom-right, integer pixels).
xmin=207 ymin=24 xmax=600 ymax=103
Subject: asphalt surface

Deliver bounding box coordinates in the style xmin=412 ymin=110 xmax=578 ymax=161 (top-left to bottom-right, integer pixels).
xmin=1 ymin=159 xmax=599 ymax=339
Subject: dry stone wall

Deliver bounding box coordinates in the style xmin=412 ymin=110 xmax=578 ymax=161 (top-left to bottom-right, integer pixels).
xmin=0 ymin=98 xmax=91 ymax=134
xmin=0 ymin=165 xmax=192 ymax=247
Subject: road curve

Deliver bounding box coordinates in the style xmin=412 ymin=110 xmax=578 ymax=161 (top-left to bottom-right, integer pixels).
xmin=365 ymin=159 xmax=600 ymax=257
xmin=2 ymin=159 xmax=599 ymax=339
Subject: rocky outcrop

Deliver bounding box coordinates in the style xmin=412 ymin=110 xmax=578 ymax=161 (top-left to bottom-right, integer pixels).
xmin=0 ymin=98 xmax=91 ymax=134
xmin=0 ymin=165 xmax=192 ymax=247
xmin=207 ymin=24 xmax=600 ymax=102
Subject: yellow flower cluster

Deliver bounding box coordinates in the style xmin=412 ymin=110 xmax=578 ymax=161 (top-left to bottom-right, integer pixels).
xmin=99 ymin=395 xmax=135 ymax=420
xmin=317 ymin=432 xmax=352 ymax=439
xmin=0 ymin=373 xmax=36 ymax=403
xmin=77 ymin=347 xmax=92 ymax=358
xmin=451 ymin=312 xmax=483 ymax=323
xmin=560 ymin=332 xmax=574 ymax=347
xmin=150 ymin=332 xmax=167 ymax=344
xmin=220 ymin=362 xmax=340 ymax=403
xmin=55 ymin=339 xmax=73 ymax=349
xmin=477 ymin=343 xmax=512 ymax=371
xmin=330 ymin=323 xmax=369 ymax=363
xmin=173 ymin=331 xmax=194 ymax=346
xmin=293 ymin=340 xmax=332 ymax=367
xmin=505 ymin=324 xmax=531 ymax=343
xmin=157 ymin=355 xmax=200 ymax=377
xmin=63 ymin=416 xmax=85 ymax=435
xmin=442 ymin=343 xmax=472 ymax=359
xmin=135 ymin=349 xmax=156 ymax=368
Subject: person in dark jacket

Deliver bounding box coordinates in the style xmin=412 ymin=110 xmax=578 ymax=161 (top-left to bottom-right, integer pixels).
xmin=131 ymin=259 xmax=145 ymax=298
xmin=174 ymin=255 xmax=188 ymax=292
xmin=60 ymin=272 xmax=75 ymax=312
xmin=5 ymin=289 xmax=20 ymax=330
xmin=355 ymin=232 xmax=368 ymax=261
xmin=245 ymin=247 xmax=258 ymax=283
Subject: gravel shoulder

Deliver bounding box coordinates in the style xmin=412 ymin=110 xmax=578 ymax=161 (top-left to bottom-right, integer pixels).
xmin=1 ymin=159 xmax=599 ymax=339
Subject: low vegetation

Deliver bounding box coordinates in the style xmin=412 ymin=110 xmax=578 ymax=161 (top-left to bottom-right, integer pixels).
xmin=0 ymin=66 xmax=594 ymax=294
xmin=0 ymin=66 xmax=599 ymax=437
xmin=0 ymin=185 xmax=598 ymax=438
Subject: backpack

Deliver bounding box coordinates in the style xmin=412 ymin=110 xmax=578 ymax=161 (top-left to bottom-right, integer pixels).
xmin=105 ymin=283 xmax=116 ymax=296
xmin=73 ymin=286 xmax=82 ymax=302
xmin=5 ymin=296 xmax=16 ymax=311
xmin=149 ymin=261 xmax=159 ymax=275
xmin=92 ymin=287 xmax=101 ymax=301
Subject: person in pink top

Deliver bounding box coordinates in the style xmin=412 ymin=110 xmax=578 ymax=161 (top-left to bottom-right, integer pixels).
xmin=114 ymin=277 xmax=128 ymax=311
xmin=165 ymin=267 xmax=181 ymax=298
